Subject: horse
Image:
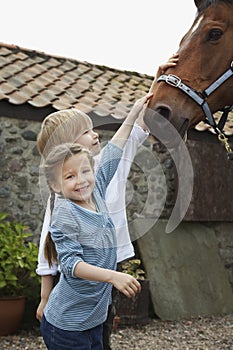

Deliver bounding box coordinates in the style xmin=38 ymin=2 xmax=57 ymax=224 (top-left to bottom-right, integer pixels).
xmin=145 ymin=0 xmax=233 ymax=154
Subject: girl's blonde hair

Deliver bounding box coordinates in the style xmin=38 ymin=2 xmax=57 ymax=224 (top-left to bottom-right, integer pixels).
xmin=42 ymin=142 xmax=94 ymax=266
xmin=37 ymin=108 xmax=93 ymax=159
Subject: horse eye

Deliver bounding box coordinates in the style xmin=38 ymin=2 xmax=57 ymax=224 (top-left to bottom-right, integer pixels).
xmin=207 ymin=28 xmax=223 ymax=41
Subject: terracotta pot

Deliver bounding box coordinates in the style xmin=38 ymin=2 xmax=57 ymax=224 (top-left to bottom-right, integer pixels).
xmin=0 ymin=296 xmax=26 ymax=336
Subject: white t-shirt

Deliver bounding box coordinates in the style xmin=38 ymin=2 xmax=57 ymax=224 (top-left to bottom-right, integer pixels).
xmin=36 ymin=123 xmax=148 ymax=276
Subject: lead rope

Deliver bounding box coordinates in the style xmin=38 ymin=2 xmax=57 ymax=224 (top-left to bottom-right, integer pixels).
xmin=205 ymin=104 xmax=233 ymax=161
xmin=217 ymin=131 xmax=233 ymax=161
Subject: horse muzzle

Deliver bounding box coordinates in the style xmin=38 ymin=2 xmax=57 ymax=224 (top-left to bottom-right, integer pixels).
xmin=144 ymin=106 xmax=189 ymax=147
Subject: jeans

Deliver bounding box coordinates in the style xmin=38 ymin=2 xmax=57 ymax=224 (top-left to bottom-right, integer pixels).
xmin=103 ymin=302 xmax=116 ymax=350
xmin=40 ymin=315 xmax=103 ymax=350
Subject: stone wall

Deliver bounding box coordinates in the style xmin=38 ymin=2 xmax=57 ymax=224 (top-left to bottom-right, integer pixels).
xmin=0 ymin=115 xmax=232 ymax=291
xmin=0 ymin=116 xmax=174 ymax=242
xmin=137 ymin=220 xmax=233 ymax=320
xmin=0 ymin=117 xmax=43 ymax=242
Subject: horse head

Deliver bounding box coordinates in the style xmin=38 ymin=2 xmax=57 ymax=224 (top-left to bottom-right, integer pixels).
xmin=145 ymin=0 xmax=233 ymax=142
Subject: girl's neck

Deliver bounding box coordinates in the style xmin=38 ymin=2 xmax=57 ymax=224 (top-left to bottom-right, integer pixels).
xmin=71 ymin=197 xmax=97 ymax=212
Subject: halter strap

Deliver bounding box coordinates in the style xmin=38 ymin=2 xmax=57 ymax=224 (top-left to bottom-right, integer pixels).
xmin=204 ymin=62 xmax=233 ymax=96
xmin=157 ymin=74 xmax=204 ymax=105
xmin=157 ymin=62 xmax=233 ymax=160
xmin=157 ymin=61 xmax=233 ymax=133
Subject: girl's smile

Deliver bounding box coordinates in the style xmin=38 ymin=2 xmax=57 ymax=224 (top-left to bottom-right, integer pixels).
xmin=52 ymin=152 xmax=96 ymax=209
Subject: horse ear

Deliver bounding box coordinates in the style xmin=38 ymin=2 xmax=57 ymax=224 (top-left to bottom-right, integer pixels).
xmin=194 ymin=0 xmax=202 ymax=9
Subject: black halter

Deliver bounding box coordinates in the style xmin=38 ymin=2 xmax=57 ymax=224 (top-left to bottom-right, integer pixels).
xmin=157 ymin=61 xmax=233 ymax=159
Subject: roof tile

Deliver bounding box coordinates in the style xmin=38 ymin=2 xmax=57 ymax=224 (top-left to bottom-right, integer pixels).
xmin=7 ymin=76 xmax=26 ymax=88
xmin=52 ymin=99 xmax=72 ymax=110
xmin=8 ymin=90 xmax=29 ymax=104
xmin=0 ymin=81 xmax=17 ymax=94
xmin=55 ymin=92 xmax=78 ymax=105
xmin=72 ymin=102 xmax=94 ymax=113
xmin=19 ymin=84 xmax=42 ymax=98
xmin=42 ymin=58 xmax=62 ymax=69
xmin=24 ymin=81 xmax=44 ymax=94
xmin=28 ymin=94 xmax=53 ymax=107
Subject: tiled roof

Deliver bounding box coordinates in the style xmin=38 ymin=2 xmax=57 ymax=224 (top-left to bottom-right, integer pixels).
xmin=0 ymin=42 xmax=232 ymax=135
xmin=194 ymin=113 xmax=233 ymax=136
xmin=0 ymin=43 xmax=152 ymax=120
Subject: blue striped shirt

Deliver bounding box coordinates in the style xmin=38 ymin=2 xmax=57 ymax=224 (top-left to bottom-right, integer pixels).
xmin=44 ymin=142 xmax=123 ymax=331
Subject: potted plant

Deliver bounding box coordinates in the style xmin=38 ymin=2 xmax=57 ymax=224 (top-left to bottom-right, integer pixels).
xmin=120 ymin=259 xmax=146 ymax=280
xmin=0 ymin=212 xmax=40 ymax=336
xmin=114 ymin=259 xmax=150 ymax=328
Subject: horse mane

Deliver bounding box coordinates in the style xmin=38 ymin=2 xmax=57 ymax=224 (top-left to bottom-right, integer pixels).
xmin=197 ymin=0 xmax=233 ymax=13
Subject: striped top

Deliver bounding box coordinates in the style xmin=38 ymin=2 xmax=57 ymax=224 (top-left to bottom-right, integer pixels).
xmin=44 ymin=142 xmax=123 ymax=331
xmin=36 ymin=123 xmax=148 ymax=276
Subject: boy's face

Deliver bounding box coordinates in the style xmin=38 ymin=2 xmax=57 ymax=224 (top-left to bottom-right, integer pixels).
xmin=75 ymin=128 xmax=100 ymax=156
xmin=52 ymin=153 xmax=95 ymax=205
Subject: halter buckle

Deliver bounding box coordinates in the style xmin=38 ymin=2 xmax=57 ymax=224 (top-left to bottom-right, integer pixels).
xmin=166 ymin=74 xmax=181 ymax=88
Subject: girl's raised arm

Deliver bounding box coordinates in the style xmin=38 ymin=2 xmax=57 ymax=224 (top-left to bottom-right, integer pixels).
xmin=110 ymin=93 xmax=153 ymax=149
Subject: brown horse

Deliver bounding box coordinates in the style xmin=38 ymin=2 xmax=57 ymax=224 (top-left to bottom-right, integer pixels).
xmin=145 ymin=0 xmax=233 ymax=146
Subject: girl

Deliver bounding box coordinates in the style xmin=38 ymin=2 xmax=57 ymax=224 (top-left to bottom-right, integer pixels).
xmin=40 ymin=94 xmax=151 ymax=349
xmin=36 ymin=56 xmax=179 ymax=349
xmin=36 ymin=99 xmax=150 ymax=350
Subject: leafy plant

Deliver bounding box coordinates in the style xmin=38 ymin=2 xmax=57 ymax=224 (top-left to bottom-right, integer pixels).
xmin=0 ymin=212 xmax=40 ymax=299
xmin=121 ymin=259 xmax=146 ymax=280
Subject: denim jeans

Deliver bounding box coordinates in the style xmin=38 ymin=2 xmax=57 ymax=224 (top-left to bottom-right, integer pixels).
xmin=40 ymin=315 xmax=103 ymax=350
xmin=103 ymin=289 xmax=117 ymax=350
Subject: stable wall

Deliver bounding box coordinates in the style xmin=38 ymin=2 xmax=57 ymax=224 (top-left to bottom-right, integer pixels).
xmin=0 ymin=115 xmax=232 ymax=301
xmin=136 ymin=219 xmax=233 ymax=320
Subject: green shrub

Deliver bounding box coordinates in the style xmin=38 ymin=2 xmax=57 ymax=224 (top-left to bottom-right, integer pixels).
xmin=120 ymin=259 xmax=146 ymax=280
xmin=0 ymin=212 xmax=40 ymax=300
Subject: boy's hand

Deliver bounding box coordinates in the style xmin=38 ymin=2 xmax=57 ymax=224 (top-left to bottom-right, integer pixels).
xmin=156 ymin=53 xmax=179 ymax=79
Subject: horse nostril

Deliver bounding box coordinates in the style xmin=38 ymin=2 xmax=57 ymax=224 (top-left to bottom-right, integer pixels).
xmin=155 ymin=106 xmax=171 ymax=120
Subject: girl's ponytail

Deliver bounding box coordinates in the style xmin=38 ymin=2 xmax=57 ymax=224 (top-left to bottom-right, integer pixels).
xmin=44 ymin=190 xmax=58 ymax=267
xmin=44 ymin=231 xmax=58 ymax=267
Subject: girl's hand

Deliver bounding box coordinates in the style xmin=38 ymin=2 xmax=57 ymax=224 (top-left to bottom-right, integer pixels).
xmin=36 ymin=298 xmax=47 ymax=322
xmin=111 ymin=92 xmax=153 ymax=148
xmin=110 ymin=271 xmax=141 ymax=298
xmin=127 ymin=92 xmax=153 ymax=121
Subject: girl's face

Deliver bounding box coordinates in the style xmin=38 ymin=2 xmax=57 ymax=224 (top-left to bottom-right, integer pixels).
xmin=75 ymin=128 xmax=100 ymax=156
xmin=52 ymin=152 xmax=95 ymax=205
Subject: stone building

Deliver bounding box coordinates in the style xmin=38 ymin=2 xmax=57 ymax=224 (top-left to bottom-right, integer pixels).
xmin=0 ymin=42 xmax=232 ymax=320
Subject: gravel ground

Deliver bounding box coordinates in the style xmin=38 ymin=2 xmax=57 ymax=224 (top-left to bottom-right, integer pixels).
xmin=0 ymin=313 xmax=233 ymax=349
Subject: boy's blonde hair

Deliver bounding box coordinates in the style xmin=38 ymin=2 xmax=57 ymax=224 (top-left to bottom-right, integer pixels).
xmin=37 ymin=108 xmax=93 ymax=159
